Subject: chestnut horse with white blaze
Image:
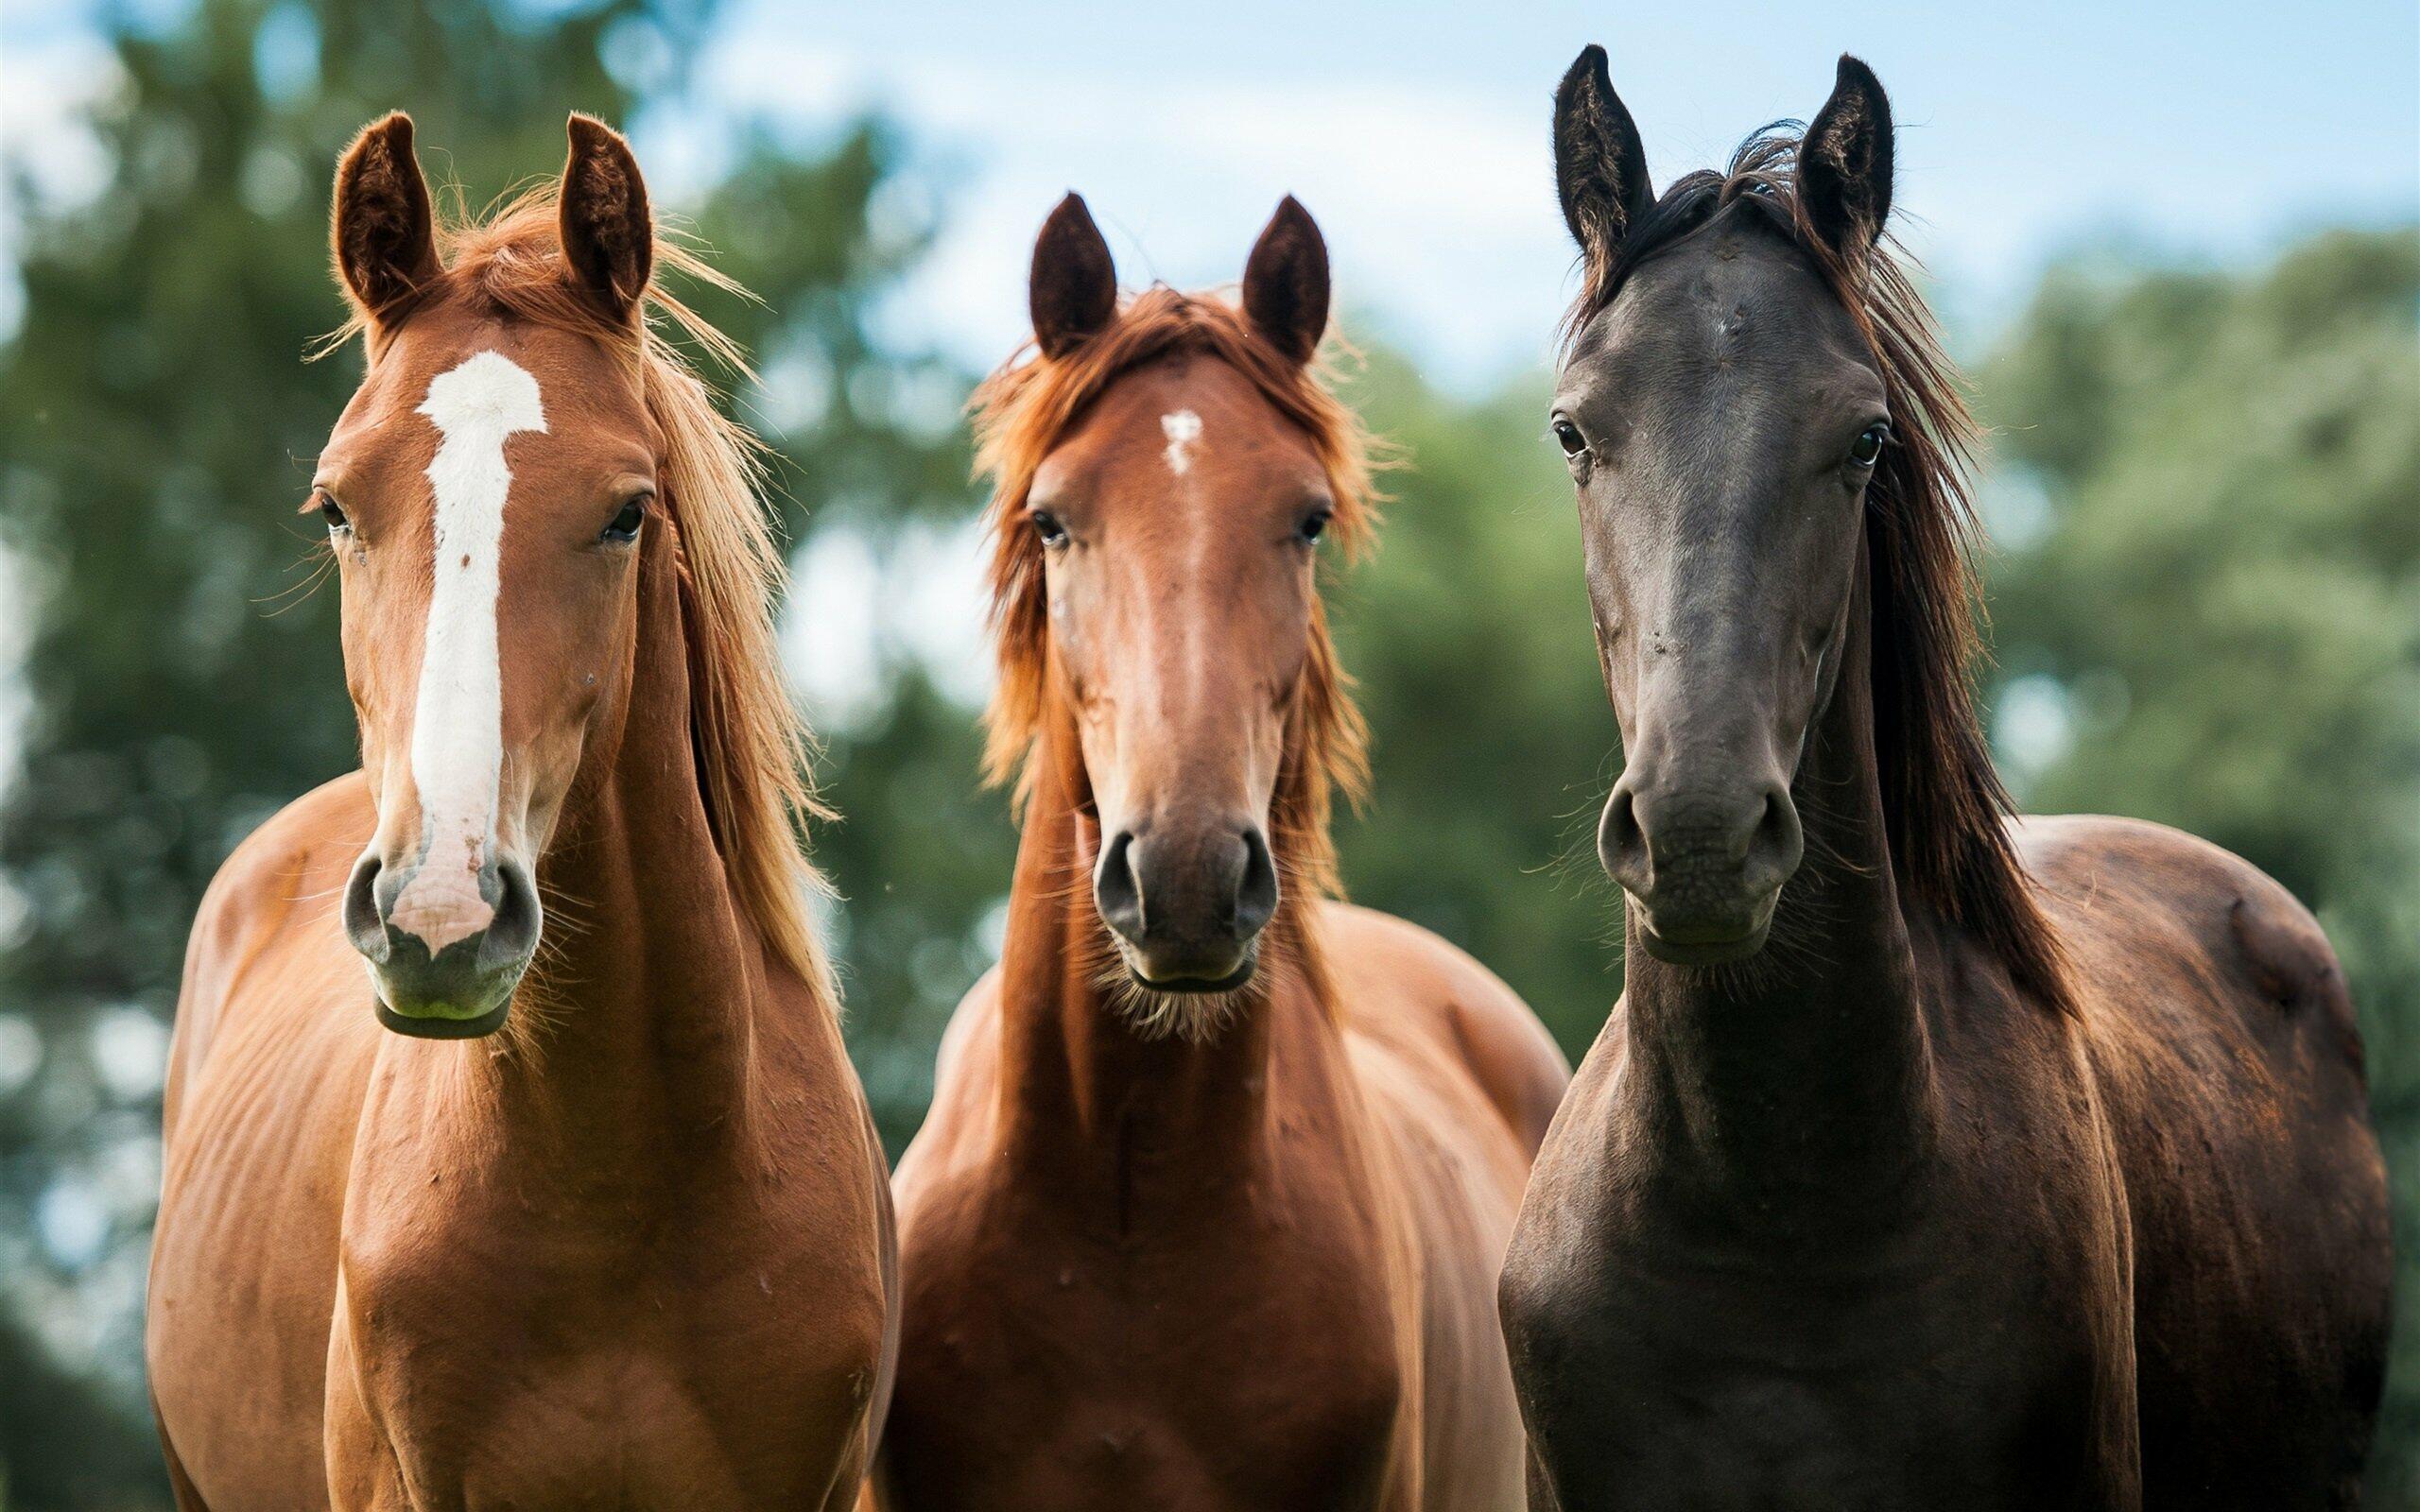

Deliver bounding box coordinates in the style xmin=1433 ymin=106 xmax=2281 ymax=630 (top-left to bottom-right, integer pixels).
xmin=872 ymin=197 xmax=1570 ymax=1510
xmin=146 ymin=115 xmax=896 ymax=1507
xmin=1498 ymin=51 xmax=2391 ymax=1511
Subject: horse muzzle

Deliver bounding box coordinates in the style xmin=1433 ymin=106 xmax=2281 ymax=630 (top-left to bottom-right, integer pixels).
xmin=1599 ymin=778 xmax=1802 ymax=966
xmin=1094 ymin=820 xmax=1279 ymax=992
xmin=343 ymin=849 xmax=541 ymax=1038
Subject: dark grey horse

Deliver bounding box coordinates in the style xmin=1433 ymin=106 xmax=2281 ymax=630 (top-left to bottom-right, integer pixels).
xmin=1497 ymin=48 xmax=2390 ymax=1512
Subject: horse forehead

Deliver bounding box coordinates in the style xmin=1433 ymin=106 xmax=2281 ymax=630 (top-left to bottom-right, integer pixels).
xmin=1620 ymin=242 xmax=1835 ymax=357
xmin=1068 ymin=355 xmax=1315 ymax=482
xmin=337 ymin=312 xmax=625 ymax=450
xmin=1571 ymin=249 xmax=1867 ymax=438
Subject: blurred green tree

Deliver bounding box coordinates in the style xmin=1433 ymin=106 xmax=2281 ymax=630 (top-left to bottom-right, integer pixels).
xmin=1977 ymin=227 xmax=2420 ymax=1500
xmin=673 ymin=138 xmax=1000 ymax=1151
xmin=0 ymin=0 xmax=974 ymax=1499
xmin=1328 ymin=345 xmax=1617 ymax=1057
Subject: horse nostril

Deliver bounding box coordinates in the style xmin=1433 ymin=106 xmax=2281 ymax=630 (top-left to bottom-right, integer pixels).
xmin=1598 ymin=784 xmax=1649 ymax=892
xmin=1234 ymin=828 xmax=1279 ymax=940
xmin=342 ymin=852 xmax=390 ymax=964
xmin=479 ymin=861 xmax=544 ymax=971
xmin=1744 ymin=786 xmax=1805 ymax=891
xmin=1094 ymin=830 xmax=1146 ymax=943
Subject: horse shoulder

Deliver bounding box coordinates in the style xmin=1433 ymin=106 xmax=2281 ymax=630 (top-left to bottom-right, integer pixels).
xmin=889 ymin=967 xmax=1005 ymax=1238
xmin=1310 ymin=901 xmax=1549 ymax=1509
xmin=1314 ymin=900 xmax=1571 ymax=1157
xmin=151 ymin=773 xmax=376 ymax=1505
xmin=932 ymin=965 xmax=1006 ymax=1101
xmin=165 ymin=771 xmax=375 ymax=1124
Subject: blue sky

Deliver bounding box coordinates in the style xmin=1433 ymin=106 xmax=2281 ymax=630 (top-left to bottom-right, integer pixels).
xmin=7 ymin=0 xmax=2417 ymax=387
xmin=667 ymin=0 xmax=2420 ymax=383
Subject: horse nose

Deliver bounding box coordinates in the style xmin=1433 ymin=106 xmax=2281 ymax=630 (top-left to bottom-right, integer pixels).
xmin=1093 ymin=830 xmax=1148 ymax=944
xmin=1599 ymin=773 xmax=1802 ymax=958
xmin=1095 ymin=822 xmax=1279 ymax=989
xmin=1597 ymin=783 xmax=1653 ymax=901
xmin=343 ymin=850 xmax=541 ymax=1038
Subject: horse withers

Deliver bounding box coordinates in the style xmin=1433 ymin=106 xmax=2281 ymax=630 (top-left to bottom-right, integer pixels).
xmin=1498 ymin=50 xmax=2391 ymax=1512
xmin=873 ymin=196 xmax=1571 ymax=1511
xmin=146 ymin=116 xmax=897 ymax=1508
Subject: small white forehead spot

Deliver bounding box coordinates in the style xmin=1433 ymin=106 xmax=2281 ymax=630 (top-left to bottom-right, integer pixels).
xmin=1161 ymin=409 xmax=1202 ymax=476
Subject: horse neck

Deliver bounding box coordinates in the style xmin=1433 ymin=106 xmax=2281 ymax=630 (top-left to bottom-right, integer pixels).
xmin=448 ymin=522 xmax=767 ymax=1172
xmin=993 ymin=712 xmax=1320 ymax=1187
xmin=1616 ymin=548 xmax=1940 ymax=1217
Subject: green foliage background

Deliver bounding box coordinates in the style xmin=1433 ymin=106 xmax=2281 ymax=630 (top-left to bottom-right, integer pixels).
xmin=0 ymin=1 xmax=2411 ymax=1505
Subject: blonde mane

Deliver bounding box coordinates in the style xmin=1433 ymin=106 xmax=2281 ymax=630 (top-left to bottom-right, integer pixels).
xmin=341 ymin=187 xmax=836 ymax=1006
xmin=969 ymin=286 xmax=1376 ymax=902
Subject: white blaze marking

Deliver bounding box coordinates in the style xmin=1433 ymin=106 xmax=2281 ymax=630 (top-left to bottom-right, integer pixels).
xmin=1161 ymin=409 xmax=1202 ymax=476
xmin=389 ymin=350 xmax=546 ymax=953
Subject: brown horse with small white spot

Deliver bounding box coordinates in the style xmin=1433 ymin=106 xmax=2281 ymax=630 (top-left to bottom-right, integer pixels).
xmin=146 ymin=115 xmax=896 ymax=1507
xmin=1498 ymin=51 xmax=2391 ymax=1511
xmin=873 ymin=196 xmax=1570 ymax=1511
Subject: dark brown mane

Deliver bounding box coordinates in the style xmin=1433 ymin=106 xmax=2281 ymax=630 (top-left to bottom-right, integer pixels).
xmin=1565 ymin=128 xmax=2073 ymax=1015
xmin=332 ymin=188 xmax=837 ymax=1006
xmin=969 ymin=286 xmax=1375 ymax=906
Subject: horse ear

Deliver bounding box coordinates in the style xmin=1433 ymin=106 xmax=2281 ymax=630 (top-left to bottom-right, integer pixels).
xmin=1242 ymin=196 xmax=1330 ymax=366
xmin=559 ymin=114 xmax=653 ymax=322
xmin=331 ymin=112 xmax=440 ymax=324
xmin=1554 ymin=45 xmax=1653 ymax=278
xmin=1030 ymin=193 xmax=1117 ymax=359
xmin=1800 ymin=56 xmax=1894 ymax=258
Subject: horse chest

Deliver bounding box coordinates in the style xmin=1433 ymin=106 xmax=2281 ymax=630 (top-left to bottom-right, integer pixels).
xmin=328 ymin=1177 xmax=886 ymax=1508
xmin=890 ymin=1191 xmax=1406 ymax=1512
xmin=1503 ymin=1178 xmax=2127 ymax=1511
xmin=913 ymin=1367 xmax=1400 ymax=1512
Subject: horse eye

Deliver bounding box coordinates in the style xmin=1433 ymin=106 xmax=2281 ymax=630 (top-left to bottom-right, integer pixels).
xmin=1030 ymin=510 xmax=1069 ymax=548
xmin=1299 ymin=508 xmax=1331 ymax=545
xmin=1551 ymin=418 xmax=1587 ymax=457
xmin=601 ymin=493 xmax=648 ymax=543
xmin=317 ymin=490 xmax=349 ymax=532
xmin=1849 ymin=423 xmax=1890 ymax=467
